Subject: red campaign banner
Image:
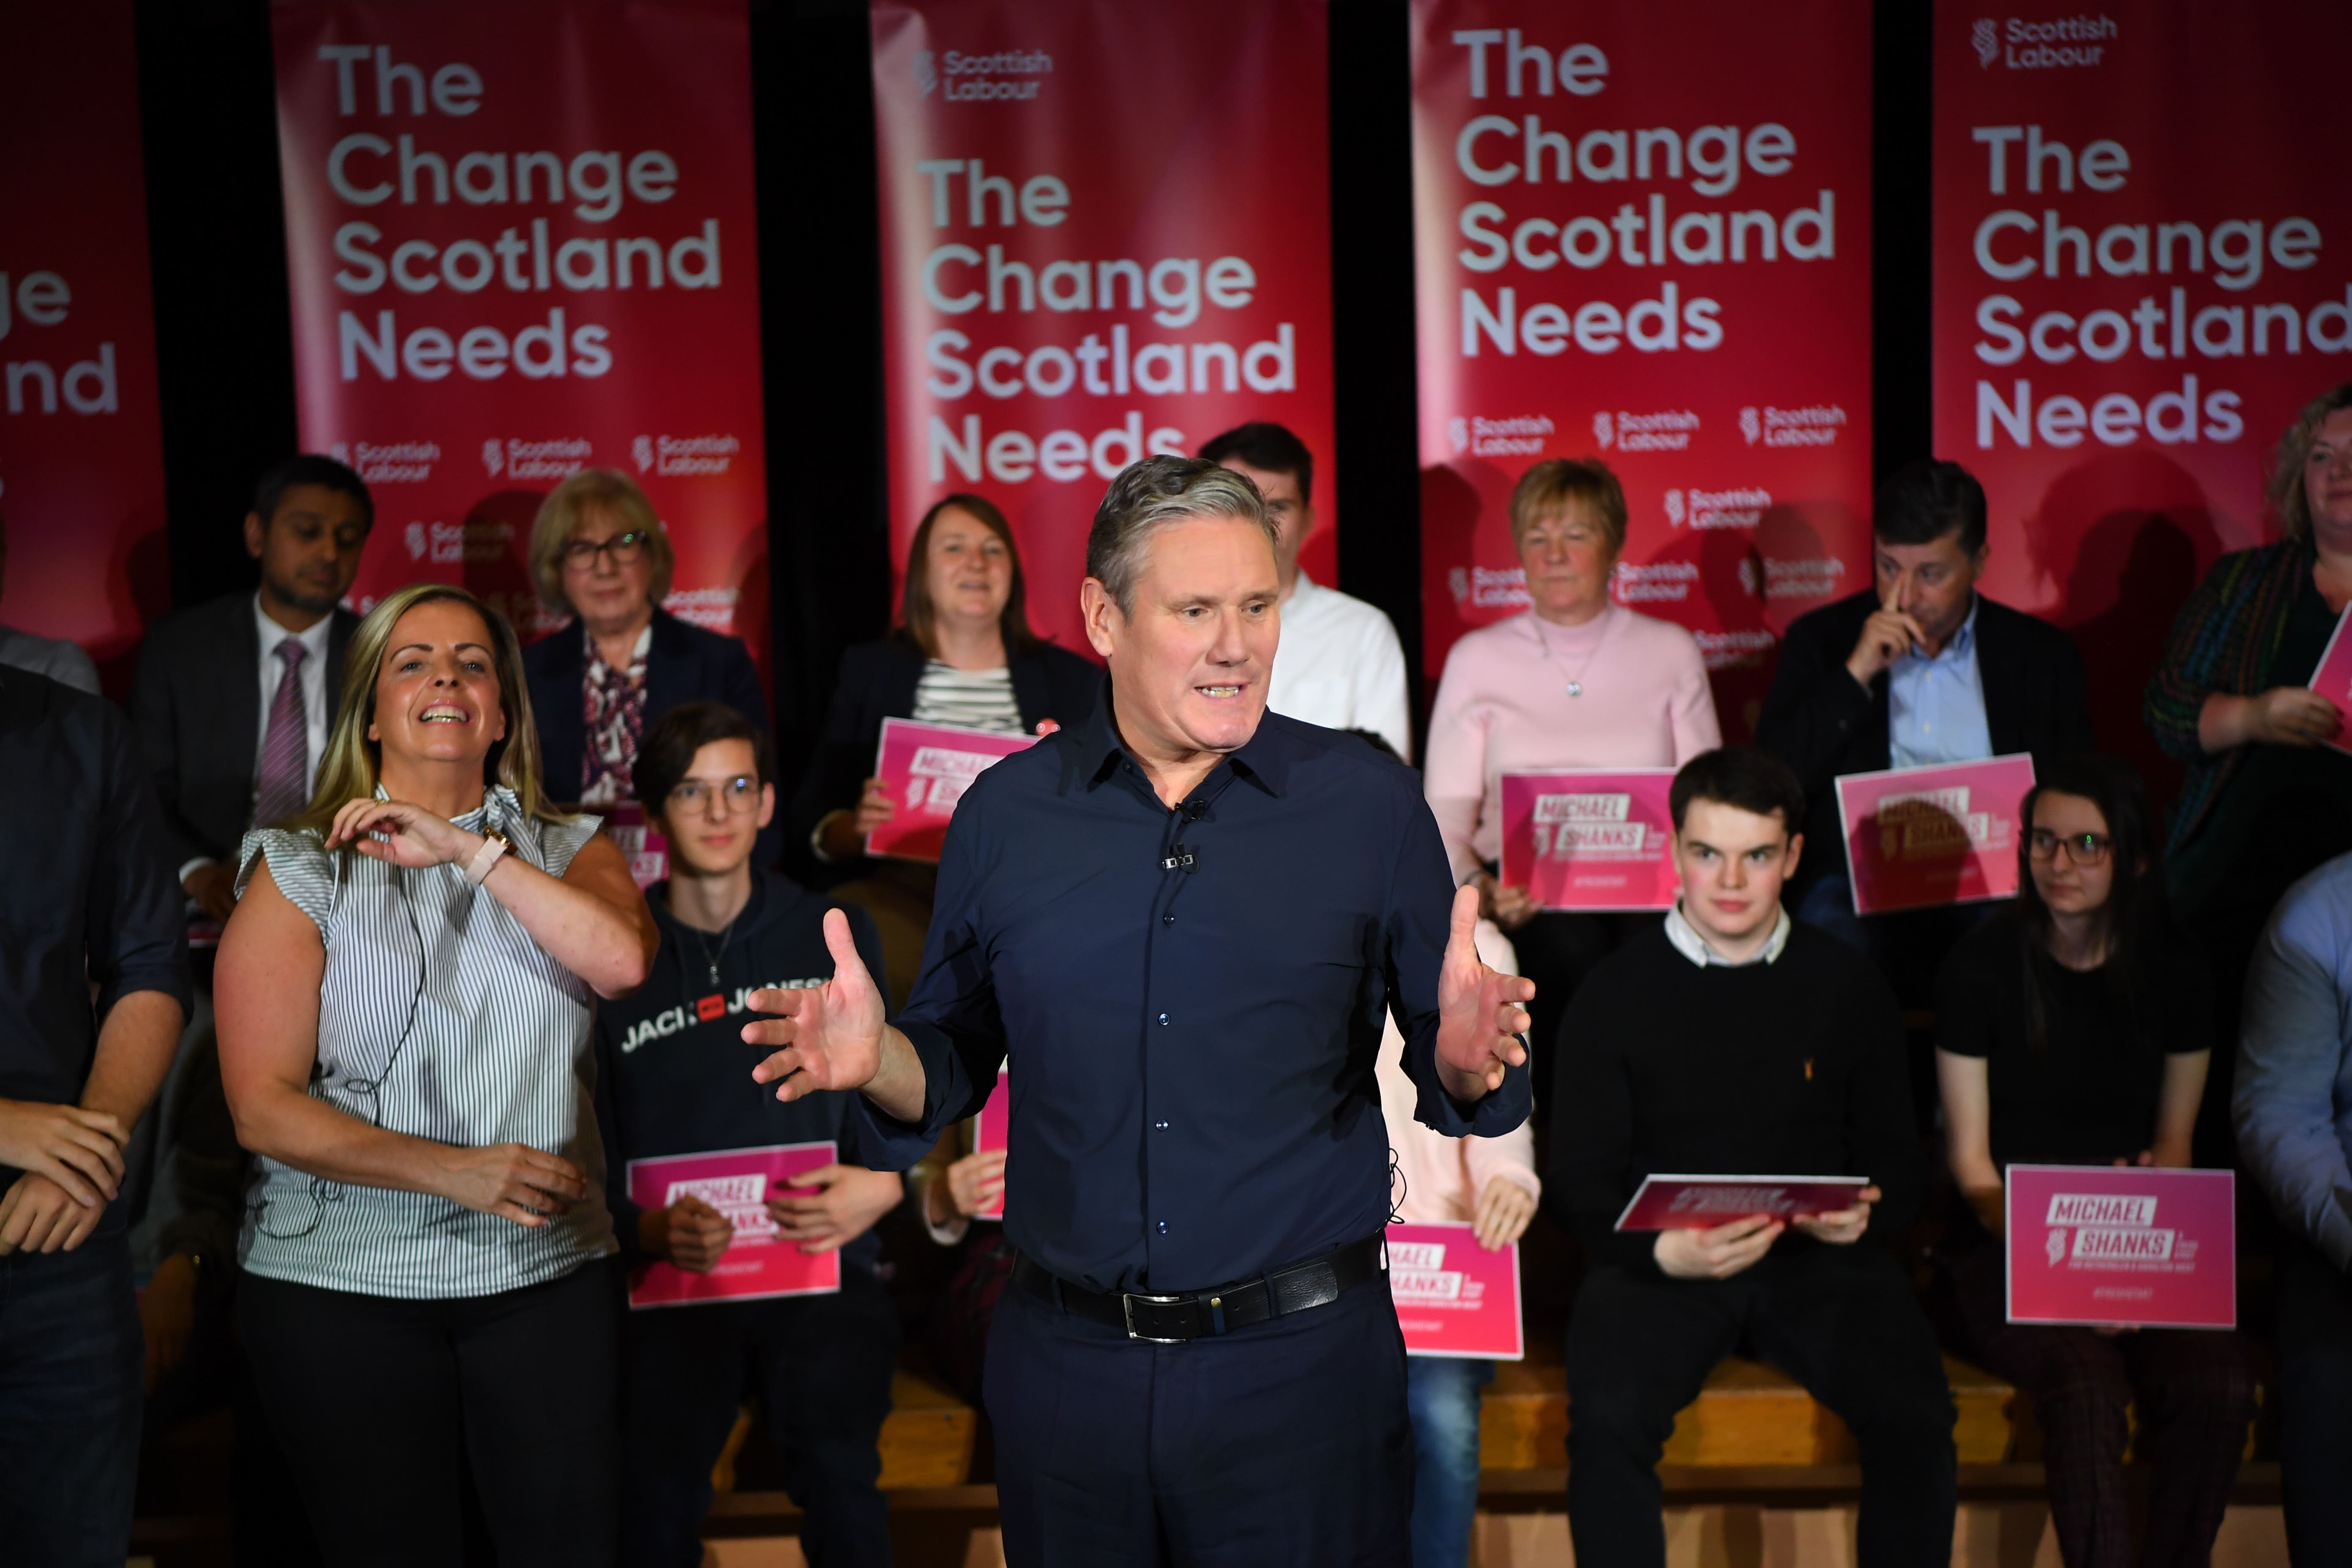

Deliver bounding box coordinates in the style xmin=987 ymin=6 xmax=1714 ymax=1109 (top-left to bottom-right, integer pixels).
xmin=871 ymin=0 xmax=1338 ymax=655
xmin=270 ymin=0 xmax=769 ymax=667
xmin=1410 ymin=0 xmax=1874 ymax=738
xmin=0 ymin=0 xmax=169 ymax=691
xmin=1932 ymin=4 xmax=2352 ymax=791
xmin=1834 ymin=753 xmax=2035 ymax=915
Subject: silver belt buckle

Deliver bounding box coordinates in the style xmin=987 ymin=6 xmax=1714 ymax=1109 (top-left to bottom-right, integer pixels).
xmin=1122 ymin=1290 xmax=1190 ymax=1343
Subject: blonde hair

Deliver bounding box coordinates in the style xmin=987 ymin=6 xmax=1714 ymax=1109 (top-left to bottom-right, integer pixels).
xmin=1509 ymin=458 xmax=1628 ymax=557
xmin=528 ymin=468 xmax=675 ymax=617
xmin=289 ymin=583 xmax=569 ymax=835
xmin=2270 ymin=383 xmax=2352 ymax=541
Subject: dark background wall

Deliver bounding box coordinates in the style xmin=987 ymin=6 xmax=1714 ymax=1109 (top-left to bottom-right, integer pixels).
xmin=132 ymin=0 xmax=1933 ymax=793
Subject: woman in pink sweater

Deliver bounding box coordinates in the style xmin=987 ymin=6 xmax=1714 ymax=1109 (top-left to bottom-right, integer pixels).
xmin=1424 ymin=459 xmax=1720 ymax=1103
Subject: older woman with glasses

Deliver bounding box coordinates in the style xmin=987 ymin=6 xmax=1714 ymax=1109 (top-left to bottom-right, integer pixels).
xmin=520 ymin=468 xmax=771 ymax=829
xmin=1934 ymin=753 xmax=2253 ymax=1568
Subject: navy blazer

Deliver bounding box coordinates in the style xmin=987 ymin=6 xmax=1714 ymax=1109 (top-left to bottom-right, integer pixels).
xmin=1755 ymin=589 xmax=2096 ymax=890
xmin=524 ymin=609 xmax=776 ymax=868
xmin=130 ymin=592 xmax=360 ymax=870
xmin=784 ymin=633 xmax=1100 ymax=879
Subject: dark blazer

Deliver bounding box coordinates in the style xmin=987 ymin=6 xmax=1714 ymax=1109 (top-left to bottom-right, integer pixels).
xmin=522 ymin=607 xmax=770 ymax=801
xmin=784 ymin=634 xmax=1101 ymax=877
xmin=130 ymin=592 xmax=359 ymax=871
xmin=1756 ymin=590 xmax=2096 ymax=889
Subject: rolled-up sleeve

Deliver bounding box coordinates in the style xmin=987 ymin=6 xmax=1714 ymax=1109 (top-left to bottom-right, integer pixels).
xmin=1386 ymin=792 xmax=1532 ymax=1139
xmin=2236 ymin=897 xmax=2352 ymax=1271
xmin=850 ymin=792 xmax=1007 ymax=1169
xmin=88 ymin=701 xmax=191 ymax=1019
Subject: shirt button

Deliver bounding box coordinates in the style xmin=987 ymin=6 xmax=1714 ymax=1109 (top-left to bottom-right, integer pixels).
xmin=1162 ymin=913 xmax=1175 ymax=925
xmin=1156 ymin=1221 xmax=1169 ymax=1235
xmin=1154 ymin=1119 xmax=1170 ymax=1131
xmin=1158 ymin=1012 xmax=1169 ymax=1026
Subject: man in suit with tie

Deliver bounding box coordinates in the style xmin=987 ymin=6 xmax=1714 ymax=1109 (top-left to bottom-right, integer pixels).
xmin=131 ymin=455 xmax=371 ymax=924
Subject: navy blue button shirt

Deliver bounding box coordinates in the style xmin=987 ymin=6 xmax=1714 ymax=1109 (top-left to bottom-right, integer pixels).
xmin=849 ymin=684 xmax=1532 ymax=1294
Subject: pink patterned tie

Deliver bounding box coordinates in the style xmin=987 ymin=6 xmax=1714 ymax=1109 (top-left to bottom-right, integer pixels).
xmin=254 ymin=639 xmax=310 ymax=828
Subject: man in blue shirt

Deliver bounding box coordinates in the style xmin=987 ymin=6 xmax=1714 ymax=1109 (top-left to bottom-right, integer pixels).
xmin=743 ymin=456 xmax=1534 ymax=1565
xmin=1757 ymin=459 xmax=2093 ymax=996
xmin=2237 ymin=852 xmax=2352 ymax=1562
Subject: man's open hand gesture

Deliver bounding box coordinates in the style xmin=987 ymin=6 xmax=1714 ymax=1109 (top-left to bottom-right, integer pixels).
xmin=1433 ymin=885 xmax=1535 ymax=1101
xmin=747 ymin=909 xmax=887 ymax=1102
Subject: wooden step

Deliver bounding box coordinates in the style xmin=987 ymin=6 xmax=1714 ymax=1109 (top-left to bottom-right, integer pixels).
xmin=1478 ymin=1354 xmax=2021 ymax=1470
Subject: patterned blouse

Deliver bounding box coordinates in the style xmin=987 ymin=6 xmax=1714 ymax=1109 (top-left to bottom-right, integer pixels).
xmin=580 ymin=623 xmax=652 ymax=805
xmin=233 ymin=787 xmax=614 ymax=1298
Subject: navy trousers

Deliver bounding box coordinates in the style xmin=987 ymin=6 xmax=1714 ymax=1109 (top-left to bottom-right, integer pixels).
xmin=0 ymin=1233 xmax=143 ymax=1568
xmin=620 ymin=1266 xmax=900 ymax=1568
xmin=985 ymin=1269 xmax=1414 ymax=1567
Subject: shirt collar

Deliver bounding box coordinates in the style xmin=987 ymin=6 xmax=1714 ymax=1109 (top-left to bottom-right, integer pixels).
xmin=1285 ymin=569 xmax=1320 ymax=608
xmin=1663 ymin=901 xmax=1792 ymax=967
xmin=254 ymin=594 xmax=336 ymax=659
xmin=1899 ymin=594 xmax=1979 ymax=665
xmin=1063 ymin=671 xmax=1294 ymax=801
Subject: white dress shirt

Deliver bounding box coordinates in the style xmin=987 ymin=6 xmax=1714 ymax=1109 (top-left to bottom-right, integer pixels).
xmin=1268 ymin=572 xmax=1413 ymax=762
xmin=1663 ymin=900 xmax=1793 ymax=967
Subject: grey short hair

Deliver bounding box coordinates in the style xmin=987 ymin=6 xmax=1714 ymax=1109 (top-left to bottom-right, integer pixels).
xmin=1086 ymin=456 xmax=1275 ymax=613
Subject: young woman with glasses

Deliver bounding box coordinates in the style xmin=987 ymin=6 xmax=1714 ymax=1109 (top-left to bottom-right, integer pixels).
xmin=1932 ymin=752 xmax=2255 ymax=1568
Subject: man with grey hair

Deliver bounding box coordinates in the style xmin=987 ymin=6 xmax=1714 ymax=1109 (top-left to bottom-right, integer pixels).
xmin=742 ymin=455 xmax=1533 ymax=1565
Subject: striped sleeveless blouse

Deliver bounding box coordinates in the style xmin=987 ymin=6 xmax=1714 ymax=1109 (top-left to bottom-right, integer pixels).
xmin=233 ymin=786 xmax=617 ymax=1298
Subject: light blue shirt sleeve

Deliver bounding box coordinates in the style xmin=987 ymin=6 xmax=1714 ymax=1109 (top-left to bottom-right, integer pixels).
xmin=1887 ymin=599 xmax=1993 ymax=769
xmin=2236 ymin=862 xmax=2352 ymax=1272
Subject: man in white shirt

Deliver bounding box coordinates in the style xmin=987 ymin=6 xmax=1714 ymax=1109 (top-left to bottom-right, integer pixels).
xmin=1201 ymin=422 xmax=1413 ymax=761
xmin=130 ymin=455 xmax=371 ymax=924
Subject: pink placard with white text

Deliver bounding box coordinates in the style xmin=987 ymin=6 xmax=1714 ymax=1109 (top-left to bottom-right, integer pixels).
xmin=1834 ymin=754 xmax=2036 ymax=916
xmin=868 ymin=718 xmax=1037 ymax=863
xmin=1388 ymin=1222 xmax=1523 ymax=1360
xmin=601 ymin=801 xmax=670 ymax=890
xmin=625 ymin=1141 xmax=840 ymax=1309
xmin=2308 ymin=605 xmax=2352 ymax=756
xmin=2005 ymin=1165 xmax=2236 ymax=1329
xmin=1498 ymin=770 xmax=1679 ymax=912
xmin=969 ymin=1068 xmax=1009 ymax=1222
xmin=1614 ymin=1174 xmax=1869 ymax=1231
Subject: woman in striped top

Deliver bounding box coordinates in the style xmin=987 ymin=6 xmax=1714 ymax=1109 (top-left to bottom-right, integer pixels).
xmin=784 ymin=494 xmax=1097 ymax=1000
xmin=214 ymin=583 xmax=658 ymax=1568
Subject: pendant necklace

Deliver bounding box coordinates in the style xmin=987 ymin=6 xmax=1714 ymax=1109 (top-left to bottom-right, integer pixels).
xmin=1537 ymin=605 xmax=1617 ymax=698
xmin=689 ymin=916 xmax=738 ymax=991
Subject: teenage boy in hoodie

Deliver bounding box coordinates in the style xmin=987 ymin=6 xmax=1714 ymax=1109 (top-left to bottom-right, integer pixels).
xmin=594 ymin=700 xmax=902 ymax=1568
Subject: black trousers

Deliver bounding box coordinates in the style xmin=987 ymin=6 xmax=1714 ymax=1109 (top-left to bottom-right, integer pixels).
xmin=2279 ymin=1237 xmax=2352 ymax=1564
xmin=985 ymin=1269 xmax=1413 ymax=1567
xmin=238 ymin=1261 xmax=620 ymax=1568
xmin=0 ymin=1234 xmax=142 ymax=1568
xmin=620 ymin=1266 xmax=900 ymax=1568
xmin=1567 ymin=1247 xmax=1957 ymax=1568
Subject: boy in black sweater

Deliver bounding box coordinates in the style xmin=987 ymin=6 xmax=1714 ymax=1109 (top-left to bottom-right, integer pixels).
xmin=1549 ymin=749 xmax=1955 ymax=1567
xmin=594 ymin=702 xmax=901 ymax=1568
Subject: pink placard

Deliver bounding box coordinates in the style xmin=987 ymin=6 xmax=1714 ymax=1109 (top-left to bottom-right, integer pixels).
xmin=625 ymin=1141 xmax=841 ymax=1309
xmin=1498 ymin=770 xmax=1680 ymax=912
xmin=868 ymin=718 xmax=1037 ymax=864
xmin=601 ymin=801 xmax=670 ymax=891
xmin=1614 ymin=1174 xmax=1869 ymax=1231
xmin=1834 ymin=754 xmax=2036 ymax=916
xmin=2005 ymin=1165 xmax=2236 ymax=1329
xmin=2308 ymin=605 xmax=2352 ymax=755
xmin=969 ymin=1069 xmax=1010 ymax=1222
xmin=1387 ymin=1222 xmax=1524 ymax=1361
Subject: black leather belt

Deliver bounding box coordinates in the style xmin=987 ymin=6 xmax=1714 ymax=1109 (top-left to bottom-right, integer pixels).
xmin=1013 ymin=1235 xmax=1385 ymax=1344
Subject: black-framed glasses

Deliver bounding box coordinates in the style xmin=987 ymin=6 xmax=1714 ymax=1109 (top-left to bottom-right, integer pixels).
xmin=2029 ymin=829 xmax=2112 ymax=866
xmin=561 ymin=530 xmax=651 ymax=567
xmin=668 ymin=774 xmax=761 ymax=815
